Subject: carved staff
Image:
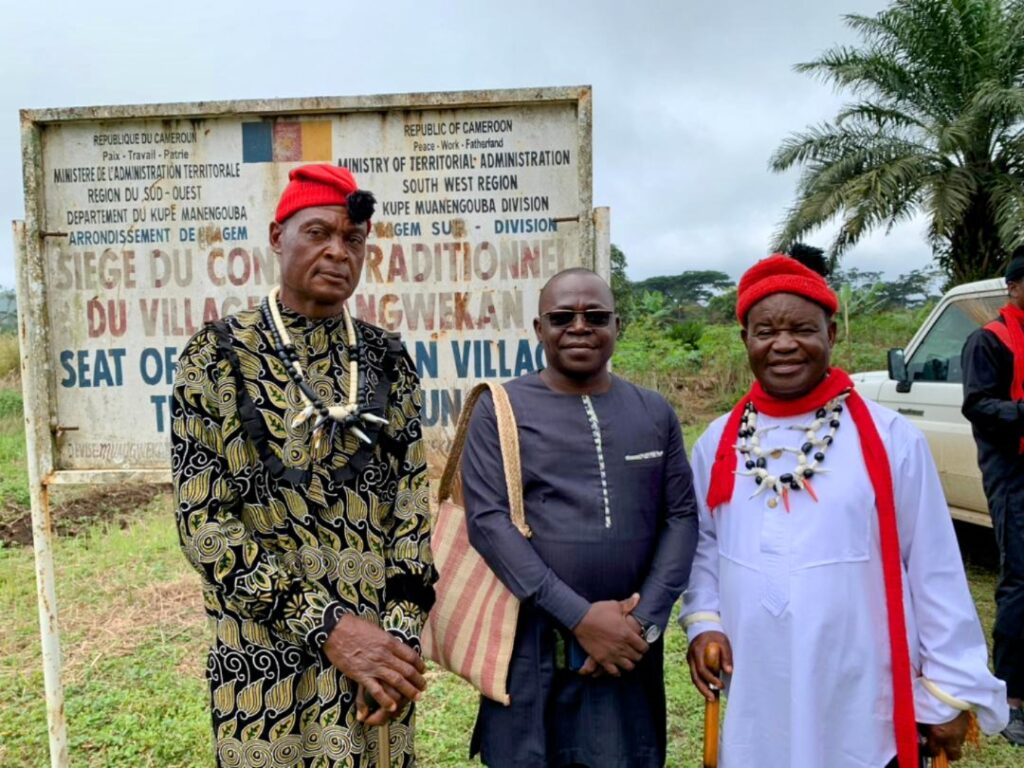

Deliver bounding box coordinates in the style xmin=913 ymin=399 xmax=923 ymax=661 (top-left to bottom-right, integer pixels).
xmin=702 ymin=641 xmax=722 ymax=768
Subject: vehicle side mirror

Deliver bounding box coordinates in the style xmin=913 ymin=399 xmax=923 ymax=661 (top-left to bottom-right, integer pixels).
xmin=887 ymin=348 xmax=912 ymax=393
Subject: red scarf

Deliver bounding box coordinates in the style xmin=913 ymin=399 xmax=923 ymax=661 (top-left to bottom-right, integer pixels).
xmin=706 ymin=369 xmax=919 ymax=768
xmin=983 ymin=303 xmax=1024 ymax=453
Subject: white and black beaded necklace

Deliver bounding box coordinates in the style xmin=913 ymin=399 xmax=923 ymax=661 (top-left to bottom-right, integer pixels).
xmin=734 ymin=393 xmax=849 ymax=511
xmin=260 ymin=286 xmax=387 ymax=454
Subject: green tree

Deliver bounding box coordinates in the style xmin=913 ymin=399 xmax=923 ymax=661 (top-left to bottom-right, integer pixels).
xmin=873 ymin=266 xmax=943 ymax=307
xmin=610 ymin=244 xmax=635 ymax=326
xmin=0 ymin=287 xmax=17 ymax=334
xmin=830 ymin=265 xmax=941 ymax=308
xmin=706 ymin=287 xmax=738 ymax=324
xmin=830 ymin=265 xmax=941 ymax=341
xmin=633 ymin=270 xmax=734 ymax=309
xmin=635 ymin=290 xmax=676 ymax=328
xmin=829 ymin=266 xmax=884 ymax=294
xmin=771 ymin=0 xmax=1024 ymax=284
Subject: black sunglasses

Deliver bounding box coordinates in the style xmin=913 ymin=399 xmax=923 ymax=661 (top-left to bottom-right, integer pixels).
xmin=542 ymin=309 xmax=615 ymax=328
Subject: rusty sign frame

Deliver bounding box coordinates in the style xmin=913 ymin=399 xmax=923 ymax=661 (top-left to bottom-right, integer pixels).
xmin=15 ymin=86 xmax=596 ymax=768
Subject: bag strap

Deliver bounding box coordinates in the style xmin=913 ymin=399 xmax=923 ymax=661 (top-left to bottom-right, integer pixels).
xmin=437 ymin=382 xmax=531 ymax=538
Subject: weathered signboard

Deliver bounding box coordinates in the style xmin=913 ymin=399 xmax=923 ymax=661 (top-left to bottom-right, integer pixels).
xmin=18 ymin=87 xmax=599 ymax=482
xmin=16 ymin=87 xmax=601 ymax=768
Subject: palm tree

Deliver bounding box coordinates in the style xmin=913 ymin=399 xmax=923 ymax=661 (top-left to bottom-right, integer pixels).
xmin=771 ymin=0 xmax=1024 ymax=284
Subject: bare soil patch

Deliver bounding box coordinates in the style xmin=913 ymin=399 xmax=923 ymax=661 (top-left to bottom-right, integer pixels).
xmin=0 ymin=485 xmax=169 ymax=547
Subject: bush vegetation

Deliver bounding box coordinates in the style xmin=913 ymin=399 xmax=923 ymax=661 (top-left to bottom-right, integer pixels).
xmin=0 ymin=333 xmax=19 ymax=381
xmin=0 ymin=334 xmax=28 ymax=513
xmin=613 ymin=304 xmax=930 ymax=426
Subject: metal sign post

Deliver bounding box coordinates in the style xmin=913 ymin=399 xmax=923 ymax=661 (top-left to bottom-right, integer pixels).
xmin=14 ymin=218 xmax=68 ymax=767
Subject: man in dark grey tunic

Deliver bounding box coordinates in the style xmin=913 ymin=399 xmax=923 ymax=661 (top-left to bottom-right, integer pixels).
xmin=461 ymin=268 xmax=699 ymax=767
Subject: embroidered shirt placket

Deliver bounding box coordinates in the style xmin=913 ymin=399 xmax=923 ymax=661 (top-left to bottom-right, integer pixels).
xmin=581 ymin=395 xmax=612 ymax=528
xmin=758 ymin=415 xmax=791 ymax=616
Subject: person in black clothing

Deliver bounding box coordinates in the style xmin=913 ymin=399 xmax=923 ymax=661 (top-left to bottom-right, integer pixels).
xmin=961 ymin=247 xmax=1024 ymax=746
xmin=172 ymin=165 xmax=435 ymax=767
xmin=461 ymin=269 xmax=699 ymax=767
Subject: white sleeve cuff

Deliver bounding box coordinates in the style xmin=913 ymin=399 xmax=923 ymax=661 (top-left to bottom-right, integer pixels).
xmin=681 ymin=610 xmax=722 ymax=629
xmin=912 ymin=674 xmax=1009 ymax=733
xmin=912 ymin=676 xmax=996 ymax=730
xmin=680 ymin=611 xmax=722 ymax=643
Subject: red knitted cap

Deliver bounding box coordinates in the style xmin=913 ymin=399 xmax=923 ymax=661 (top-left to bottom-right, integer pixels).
xmin=275 ymin=164 xmax=360 ymax=224
xmin=736 ymin=253 xmax=839 ymax=323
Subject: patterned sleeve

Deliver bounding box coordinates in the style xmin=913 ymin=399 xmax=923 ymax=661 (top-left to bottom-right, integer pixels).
xmin=379 ymin=343 xmax=437 ymax=649
xmin=172 ymin=328 xmax=349 ymax=651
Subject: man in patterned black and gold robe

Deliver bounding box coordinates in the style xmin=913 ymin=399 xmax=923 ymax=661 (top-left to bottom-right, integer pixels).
xmin=172 ymin=164 xmax=436 ymax=767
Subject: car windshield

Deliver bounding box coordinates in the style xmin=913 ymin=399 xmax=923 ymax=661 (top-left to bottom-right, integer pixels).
xmin=906 ymin=294 xmax=1006 ymax=383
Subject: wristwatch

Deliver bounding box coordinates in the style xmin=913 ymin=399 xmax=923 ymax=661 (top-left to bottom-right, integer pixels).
xmin=637 ymin=618 xmax=661 ymax=644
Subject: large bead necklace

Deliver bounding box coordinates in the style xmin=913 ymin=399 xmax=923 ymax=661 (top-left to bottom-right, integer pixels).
xmin=261 ymin=287 xmax=388 ymax=455
xmin=734 ymin=393 xmax=849 ymax=511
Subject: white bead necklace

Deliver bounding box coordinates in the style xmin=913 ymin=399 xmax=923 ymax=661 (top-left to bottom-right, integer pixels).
xmin=263 ymin=286 xmax=388 ymax=455
xmin=734 ymin=393 xmax=849 ymax=511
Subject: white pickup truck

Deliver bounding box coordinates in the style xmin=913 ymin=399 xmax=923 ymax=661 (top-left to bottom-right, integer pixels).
xmin=851 ymin=278 xmax=1007 ymax=527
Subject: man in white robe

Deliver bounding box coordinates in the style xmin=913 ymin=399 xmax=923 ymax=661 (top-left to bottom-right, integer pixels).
xmin=682 ymin=254 xmax=1008 ymax=767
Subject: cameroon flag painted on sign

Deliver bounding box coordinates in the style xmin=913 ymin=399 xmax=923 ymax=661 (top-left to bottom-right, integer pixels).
xmin=242 ymin=121 xmax=333 ymax=163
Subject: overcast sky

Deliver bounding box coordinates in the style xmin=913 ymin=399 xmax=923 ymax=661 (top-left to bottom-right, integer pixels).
xmin=0 ymin=0 xmax=933 ymax=289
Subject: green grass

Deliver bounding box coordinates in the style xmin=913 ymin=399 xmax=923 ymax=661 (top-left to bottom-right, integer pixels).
xmin=0 ymin=388 xmax=29 ymax=514
xmin=0 ymin=499 xmax=211 ymax=767
xmin=0 ymin=333 xmax=19 ymax=381
xmin=1 ymin=501 xmax=1019 ymax=767
xmin=0 ymin=334 xmax=29 ymax=515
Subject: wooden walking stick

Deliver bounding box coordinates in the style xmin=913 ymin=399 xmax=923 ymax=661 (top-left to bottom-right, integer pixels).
xmin=378 ymin=721 xmax=391 ymax=767
xmin=702 ymin=641 xmax=722 ymax=768
xmin=362 ymin=687 xmax=391 ymax=767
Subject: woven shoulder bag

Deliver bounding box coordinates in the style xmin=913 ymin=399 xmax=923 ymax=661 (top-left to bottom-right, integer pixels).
xmin=421 ymin=382 xmax=530 ymax=705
